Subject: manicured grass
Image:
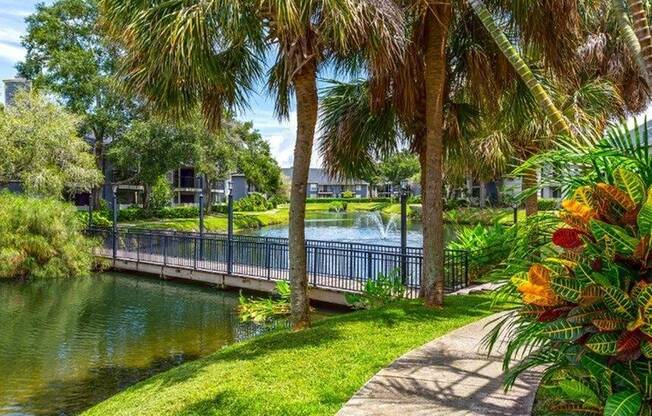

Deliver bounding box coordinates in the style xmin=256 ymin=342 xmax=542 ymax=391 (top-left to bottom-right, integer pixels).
xmin=126 ymin=209 xmax=289 ymax=232
xmin=83 ymin=294 xmax=500 ymax=416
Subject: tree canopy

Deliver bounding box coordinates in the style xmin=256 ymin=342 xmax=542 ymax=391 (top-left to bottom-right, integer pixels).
xmin=0 ymin=91 xmax=103 ymax=197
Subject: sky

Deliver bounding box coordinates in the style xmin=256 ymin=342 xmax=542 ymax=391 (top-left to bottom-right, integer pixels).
xmin=0 ymin=0 xmax=317 ymax=168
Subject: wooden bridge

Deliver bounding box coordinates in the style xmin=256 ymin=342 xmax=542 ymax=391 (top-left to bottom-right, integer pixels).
xmin=90 ymin=228 xmax=470 ymax=306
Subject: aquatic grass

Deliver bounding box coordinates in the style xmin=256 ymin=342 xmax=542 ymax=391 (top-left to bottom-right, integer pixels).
xmin=83 ymin=293 xmax=500 ymax=416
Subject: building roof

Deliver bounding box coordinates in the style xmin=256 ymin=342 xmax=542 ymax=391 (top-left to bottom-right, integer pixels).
xmin=281 ymin=168 xmax=368 ymax=185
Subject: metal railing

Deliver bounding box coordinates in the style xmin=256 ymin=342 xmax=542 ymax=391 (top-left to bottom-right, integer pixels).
xmin=88 ymin=227 xmax=469 ymax=295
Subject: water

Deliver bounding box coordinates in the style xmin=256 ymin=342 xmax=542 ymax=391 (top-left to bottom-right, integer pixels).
xmin=241 ymin=211 xmax=456 ymax=246
xmin=0 ymin=273 xmax=274 ymax=416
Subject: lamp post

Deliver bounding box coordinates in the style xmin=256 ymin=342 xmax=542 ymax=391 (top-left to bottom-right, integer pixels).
xmin=400 ymin=180 xmax=409 ymax=285
xmin=198 ymin=175 xmax=205 ymax=259
xmin=227 ymin=180 xmax=233 ymax=275
xmin=112 ymin=184 xmax=118 ymax=261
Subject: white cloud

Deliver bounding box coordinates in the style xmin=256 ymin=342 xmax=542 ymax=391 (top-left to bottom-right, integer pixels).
xmin=0 ymin=41 xmax=24 ymax=63
xmin=241 ymin=109 xmax=323 ymax=168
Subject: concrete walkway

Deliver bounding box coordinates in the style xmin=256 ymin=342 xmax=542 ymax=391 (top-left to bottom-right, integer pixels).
xmin=337 ymin=312 xmax=540 ymax=416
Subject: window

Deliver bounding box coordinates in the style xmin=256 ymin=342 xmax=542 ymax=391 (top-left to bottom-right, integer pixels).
xmin=310 ymin=183 xmax=317 ymax=191
xmin=356 ymin=185 xmax=361 ymax=191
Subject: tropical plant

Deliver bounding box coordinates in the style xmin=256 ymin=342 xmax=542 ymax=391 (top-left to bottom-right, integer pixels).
xmin=233 ymin=193 xmax=272 ymax=212
xmin=100 ymin=0 xmax=404 ymax=329
xmin=0 ymin=192 xmax=98 ymax=279
xmin=447 ymin=222 xmax=517 ymax=281
xmin=0 ymin=91 xmax=103 ymax=197
xmin=488 ymin=120 xmax=652 ymax=415
xmin=345 ymin=270 xmax=407 ymax=310
xmin=238 ymin=281 xmax=292 ymax=324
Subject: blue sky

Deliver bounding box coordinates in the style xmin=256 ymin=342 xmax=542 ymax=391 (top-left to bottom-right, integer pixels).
xmin=0 ymin=0 xmax=311 ymax=168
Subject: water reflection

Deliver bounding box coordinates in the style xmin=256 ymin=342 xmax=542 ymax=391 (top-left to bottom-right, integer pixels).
xmin=0 ymin=273 xmax=266 ymax=416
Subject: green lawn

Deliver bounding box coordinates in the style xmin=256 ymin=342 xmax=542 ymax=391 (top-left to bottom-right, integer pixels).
xmin=124 ymin=209 xmax=289 ymax=232
xmin=83 ymin=294 xmax=500 ymax=416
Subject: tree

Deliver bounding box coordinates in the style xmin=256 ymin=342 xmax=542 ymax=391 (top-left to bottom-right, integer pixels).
xmin=107 ymin=119 xmax=196 ymax=208
xmin=0 ymin=91 xmax=102 ymax=197
xmin=233 ymin=121 xmax=282 ymax=196
xmin=377 ymin=150 xmax=420 ymax=187
xmin=17 ymin=0 xmax=137 ymax=206
xmin=100 ymin=0 xmax=404 ymax=329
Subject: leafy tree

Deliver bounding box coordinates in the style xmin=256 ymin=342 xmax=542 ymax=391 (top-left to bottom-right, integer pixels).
xmin=0 ymin=91 xmax=102 ymax=197
xmin=100 ymin=0 xmax=404 ymax=329
xmin=106 ymin=118 xmax=198 ymax=208
xmin=17 ymin=0 xmax=137 ymax=206
xmin=377 ymin=150 xmax=420 ymax=187
xmin=234 ymin=121 xmax=282 ymax=196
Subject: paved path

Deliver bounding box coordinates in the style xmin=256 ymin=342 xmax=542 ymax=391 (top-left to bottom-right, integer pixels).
xmin=337 ymin=312 xmax=541 ymax=416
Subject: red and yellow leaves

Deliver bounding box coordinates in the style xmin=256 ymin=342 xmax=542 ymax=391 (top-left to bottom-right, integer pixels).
xmin=516 ymin=264 xmax=562 ymax=307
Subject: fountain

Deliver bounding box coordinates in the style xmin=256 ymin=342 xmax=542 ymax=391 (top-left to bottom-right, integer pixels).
xmin=354 ymin=211 xmax=400 ymax=240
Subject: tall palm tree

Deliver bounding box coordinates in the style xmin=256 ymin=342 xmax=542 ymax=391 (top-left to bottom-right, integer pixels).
xmin=321 ymin=0 xmax=582 ymax=306
xmin=100 ymin=0 xmax=404 ymax=328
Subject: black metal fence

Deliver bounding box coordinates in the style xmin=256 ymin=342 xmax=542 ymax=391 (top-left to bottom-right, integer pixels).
xmin=88 ymin=227 xmax=469 ymax=295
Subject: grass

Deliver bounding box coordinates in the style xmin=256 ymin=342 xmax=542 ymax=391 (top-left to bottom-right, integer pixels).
xmin=124 ymin=209 xmax=289 ymax=232
xmin=83 ymin=294 xmax=501 ymax=416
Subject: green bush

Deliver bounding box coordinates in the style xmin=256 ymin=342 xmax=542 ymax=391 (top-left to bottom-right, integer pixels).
xmin=268 ymin=195 xmax=288 ymax=208
xmin=537 ymin=197 xmax=559 ymax=211
xmin=328 ymin=201 xmax=347 ymax=212
xmin=118 ymin=207 xmax=147 ymax=221
xmin=149 ymin=176 xmax=173 ymax=210
xmin=78 ymin=211 xmax=111 ymax=228
xmin=0 ymin=193 xmax=98 ymax=279
xmin=341 ymin=191 xmax=354 ymax=198
xmin=233 ymin=192 xmax=272 ymax=212
xmin=237 ymin=281 xmax=291 ymax=324
xmin=345 ymin=270 xmax=406 ymax=310
xmin=447 ymin=223 xmax=516 ymax=281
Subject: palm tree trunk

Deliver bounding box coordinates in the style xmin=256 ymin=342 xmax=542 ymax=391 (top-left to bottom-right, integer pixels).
xmin=626 ymin=0 xmax=652 ymax=80
xmin=289 ymin=60 xmax=318 ymax=330
xmin=468 ymin=0 xmax=571 ymax=136
xmin=422 ymin=4 xmax=451 ymax=308
xmin=613 ymin=0 xmax=650 ymax=85
xmin=523 ymin=166 xmax=538 ymax=217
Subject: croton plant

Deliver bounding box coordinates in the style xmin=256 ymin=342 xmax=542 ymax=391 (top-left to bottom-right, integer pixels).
xmin=494 ymin=123 xmax=652 ymax=416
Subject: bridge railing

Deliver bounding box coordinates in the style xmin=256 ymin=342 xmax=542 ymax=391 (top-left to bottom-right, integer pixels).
xmin=88 ymin=227 xmax=469 ymax=295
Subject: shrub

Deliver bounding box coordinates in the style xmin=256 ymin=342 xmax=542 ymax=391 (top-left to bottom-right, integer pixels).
xmin=345 ymin=270 xmax=406 ymax=309
xmin=0 ymin=193 xmax=97 ymax=279
xmin=408 ymin=195 xmax=421 ymax=204
xmin=447 ymin=222 xmax=516 ymax=281
xmin=341 ymin=190 xmax=354 ymax=198
xmin=537 ymin=197 xmax=559 ymax=211
xmin=268 ymin=195 xmax=288 ymax=208
xmin=118 ymin=207 xmax=147 ymax=222
xmin=238 ymin=281 xmax=291 ymax=324
xmin=233 ymin=192 xmax=272 ymax=212
xmin=149 ymin=176 xmax=173 ymax=210
xmin=328 ymin=201 xmax=347 ymax=212
xmin=78 ymin=211 xmax=111 ymax=228
xmin=491 ymin=121 xmax=652 ymax=414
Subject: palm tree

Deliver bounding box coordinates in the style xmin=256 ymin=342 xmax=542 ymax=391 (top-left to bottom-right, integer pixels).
xmin=321 ymin=0 xmax=583 ymax=306
xmin=100 ymin=0 xmax=404 ymax=328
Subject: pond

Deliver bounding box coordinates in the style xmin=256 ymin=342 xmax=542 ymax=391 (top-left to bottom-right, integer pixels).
xmin=0 ymin=273 xmax=277 ymax=416
xmin=240 ymin=211 xmax=457 ymax=246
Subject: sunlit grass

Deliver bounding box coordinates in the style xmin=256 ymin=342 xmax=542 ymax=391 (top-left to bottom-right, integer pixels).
xmin=83 ymin=293 xmax=501 ymax=416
